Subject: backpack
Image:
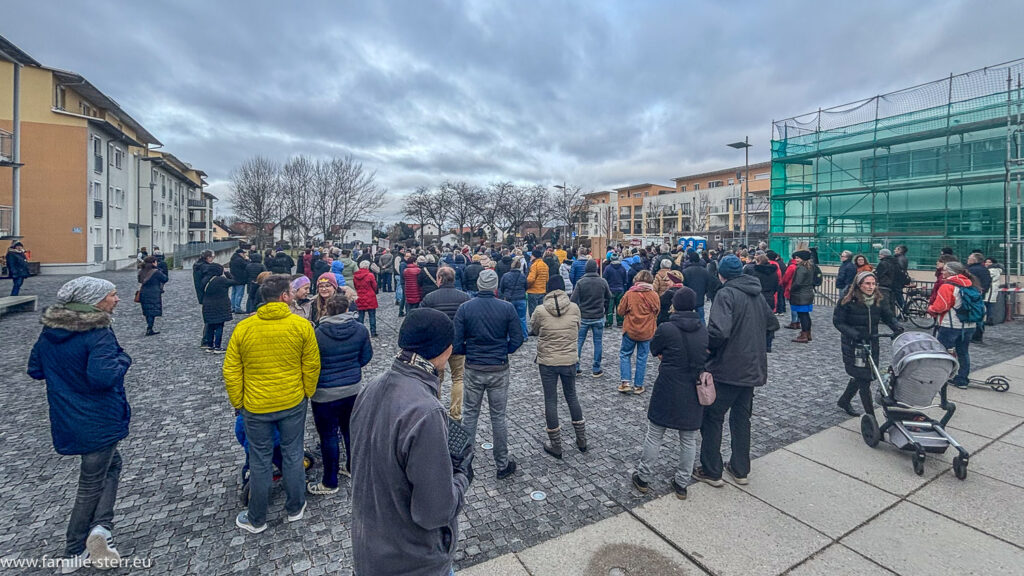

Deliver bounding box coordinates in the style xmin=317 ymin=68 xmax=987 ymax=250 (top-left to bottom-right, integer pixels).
xmin=812 ymin=264 xmax=823 ymax=287
xmin=954 ymin=285 xmax=986 ymax=324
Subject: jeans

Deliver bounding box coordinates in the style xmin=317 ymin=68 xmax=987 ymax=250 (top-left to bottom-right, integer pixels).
xmin=311 ymin=396 xmax=357 ymax=489
xmin=380 ymin=272 xmax=392 ymax=292
xmin=231 ymin=283 xmax=246 ymax=312
xmin=511 ymin=299 xmax=528 ymax=340
xmin=527 ymin=293 xmax=544 ymax=318
xmin=619 ymin=334 xmax=650 ymax=387
xmin=357 ymin=309 xmax=377 ymax=334
xmin=396 ymin=281 xmax=405 ymax=314
xmin=246 ymin=284 xmax=260 ymax=313
xmin=695 ymin=305 xmax=705 ymax=325
xmin=438 ymin=354 xmax=466 ymax=420
xmin=936 ymin=326 xmax=975 ymax=386
xmin=577 ymin=318 xmax=604 ymax=373
xmin=242 ymin=401 xmax=307 ymax=527
xmin=202 ymin=323 xmax=224 ymax=348
xmin=462 ymin=368 xmax=511 ymax=469
xmin=699 ymin=382 xmax=754 ymax=480
xmin=790 ymin=309 xmax=799 ymax=324
xmin=11 ymin=275 xmax=24 ymax=296
xmin=607 ymin=292 xmax=624 ymax=326
xmin=65 ymin=443 xmax=122 ymax=555
xmin=539 ymin=364 xmax=583 ymax=429
xmin=636 ymin=422 xmax=697 ymax=487
xmin=776 ymin=290 xmax=787 ymax=313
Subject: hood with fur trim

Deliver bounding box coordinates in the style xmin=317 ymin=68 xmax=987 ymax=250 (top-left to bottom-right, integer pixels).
xmin=41 ymin=305 xmax=112 ymax=341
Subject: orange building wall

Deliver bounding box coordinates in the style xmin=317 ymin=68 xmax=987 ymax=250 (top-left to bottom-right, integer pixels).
xmin=0 ymin=120 xmax=87 ymax=263
xmin=674 ymin=165 xmax=771 ymax=194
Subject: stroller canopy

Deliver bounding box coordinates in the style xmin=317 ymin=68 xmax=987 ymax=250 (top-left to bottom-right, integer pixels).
xmin=890 ymin=332 xmax=959 ymax=407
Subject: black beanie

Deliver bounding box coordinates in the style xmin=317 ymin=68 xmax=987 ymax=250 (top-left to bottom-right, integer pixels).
xmin=672 ymin=286 xmax=697 ymax=311
xmin=546 ymin=275 xmax=565 ymax=292
xmin=398 ymin=308 xmax=454 ymax=360
xmin=585 ymin=259 xmax=597 ymax=273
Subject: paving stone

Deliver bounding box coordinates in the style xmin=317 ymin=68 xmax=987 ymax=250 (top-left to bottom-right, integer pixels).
xmin=632 ymin=483 xmax=830 ymax=576
xmin=457 ymin=553 xmax=530 ymax=576
xmin=787 ymin=543 xmax=893 ymax=576
xmin=2 ymin=270 xmax=1022 ymax=574
xmin=966 ymin=440 xmax=1024 ymax=489
xmin=842 ymin=501 xmax=1024 ymax=575
xmin=1000 ymin=424 xmax=1024 ymax=448
xmin=910 ymin=469 xmax=1024 ymax=547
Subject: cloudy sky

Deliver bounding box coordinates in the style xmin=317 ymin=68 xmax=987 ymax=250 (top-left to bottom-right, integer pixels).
xmin=7 ymin=0 xmax=1023 ymax=221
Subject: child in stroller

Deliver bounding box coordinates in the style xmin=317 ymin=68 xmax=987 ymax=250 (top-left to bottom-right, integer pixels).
xmin=235 ymin=413 xmax=315 ymax=505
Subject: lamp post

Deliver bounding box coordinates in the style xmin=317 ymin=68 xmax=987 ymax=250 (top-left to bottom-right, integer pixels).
xmin=727 ymin=137 xmax=752 ymax=246
xmin=553 ymin=182 xmax=571 ymax=247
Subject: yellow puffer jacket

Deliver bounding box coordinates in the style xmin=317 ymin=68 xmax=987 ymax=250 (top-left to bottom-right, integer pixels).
xmin=223 ymin=302 xmax=321 ymax=414
xmin=527 ymin=259 xmax=549 ymax=294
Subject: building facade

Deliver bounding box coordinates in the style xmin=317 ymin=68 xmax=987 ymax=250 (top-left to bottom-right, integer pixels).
xmin=771 ymin=59 xmax=1024 ymax=271
xmin=0 ymin=35 xmax=211 ymax=272
xmin=614 ymin=183 xmax=675 ymax=241
xmin=669 ymin=162 xmax=771 ymax=245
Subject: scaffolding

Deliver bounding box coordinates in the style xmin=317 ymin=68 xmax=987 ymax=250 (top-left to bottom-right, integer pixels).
xmin=770 ymin=59 xmax=1024 ymax=276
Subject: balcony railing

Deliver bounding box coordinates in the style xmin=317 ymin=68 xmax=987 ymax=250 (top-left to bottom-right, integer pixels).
xmin=187 ymin=199 xmax=207 ymax=208
xmin=188 ymin=221 xmax=208 ymax=230
xmin=0 ymin=129 xmax=11 ymax=164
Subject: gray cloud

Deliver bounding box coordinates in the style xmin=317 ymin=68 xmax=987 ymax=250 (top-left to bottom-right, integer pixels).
xmin=6 ymin=0 xmax=1023 ymax=222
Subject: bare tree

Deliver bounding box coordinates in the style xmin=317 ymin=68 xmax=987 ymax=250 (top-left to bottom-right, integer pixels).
xmin=331 ymin=155 xmax=386 ymax=240
xmin=529 ymin=184 xmax=554 ymax=239
xmin=443 ymin=180 xmax=485 ymax=243
xmin=500 ymin=183 xmax=536 ymax=240
xmin=308 ymin=159 xmax=339 ymax=241
xmin=280 ymin=155 xmax=316 ymax=242
xmin=423 ymin=185 xmax=451 ymax=241
xmin=482 ymin=181 xmax=515 ymax=242
xmin=551 ymin=183 xmax=584 ymax=244
xmin=403 ymin=187 xmax=431 ymax=244
xmin=230 ymin=155 xmax=281 ymax=248
xmin=693 ymin=191 xmax=711 ymax=233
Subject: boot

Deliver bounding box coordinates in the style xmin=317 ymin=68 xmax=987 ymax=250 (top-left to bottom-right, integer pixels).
xmin=145 ymin=328 xmax=159 ymax=336
xmin=792 ymin=331 xmax=810 ymax=343
xmin=571 ymin=420 xmax=588 ymax=452
xmin=785 ymin=322 xmax=801 ymax=330
xmin=838 ymin=380 xmax=861 ymax=416
xmin=543 ymin=427 xmax=563 ymax=459
xmin=805 ymin=329 xmax=812 ymax=342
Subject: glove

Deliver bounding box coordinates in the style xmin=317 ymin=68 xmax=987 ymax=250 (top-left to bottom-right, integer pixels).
xmin=451 ymin=441 xmax=475 ymax=485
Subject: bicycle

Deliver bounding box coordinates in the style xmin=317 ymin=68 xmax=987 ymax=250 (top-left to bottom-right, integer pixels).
xmin=884 ymin=286 xmax=935 ymax=330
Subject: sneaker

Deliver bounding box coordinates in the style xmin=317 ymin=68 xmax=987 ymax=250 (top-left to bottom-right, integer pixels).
xmin=307 ymin=482 xmax=339 ymax=495
xmin=952 ymin=382 xmax=969 ymax=390
xmin=725 ymin=463 xmax=749 ymax=485
xmin=592 ymin=370 xmax=603 ymax=377
xmin=59 ymin=551 xmax=89 ymax=574
xmin=496 ymin=458 xmax=517 ymax=480
xmin=633 ymin=386 xmax=646 ymax=395
xmin=631 ymin=472 xmax=650 ymax=493
xmin=671 ymin=479 xmax=688 ymax=500
xmin=213 ymin=347 xmax=226 ymax=354
xmin=235 ymin=511 xmax=267 ymax=534
xmin=692 ymin=466 xmax=724 ymax=487
xmin=339 ymin=465 xmax=351 ymax=479
xmin=85 ymin=525 xmax=120 ymax=569
xmin=286 ymin=501 xmax=307 ymax=522
xmin=617 ymin=382 xmax=633 ymax=394
xmin=576 ymin=368 xmax=583 ymax=376
xmin=200 ymin=345 xmax=211 ymax=351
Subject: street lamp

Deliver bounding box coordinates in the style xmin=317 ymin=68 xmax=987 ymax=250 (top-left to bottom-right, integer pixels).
xmin=553 ymin=182 xmax=571 ymax=247
xmin=727 ymin=137 xmax=752 ymax=246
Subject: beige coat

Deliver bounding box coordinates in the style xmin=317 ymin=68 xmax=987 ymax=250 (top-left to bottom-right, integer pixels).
xmin=652 ymin=268 xmax=675 ymax=296
xmin=529 ymin=290 xmax=581 ymax=366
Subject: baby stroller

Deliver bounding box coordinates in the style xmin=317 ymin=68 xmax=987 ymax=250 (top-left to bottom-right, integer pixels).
xmin=860 ymin=332 xmax=970 ymax=480
xmin=235 ymin=414 xmax=317 ymax=505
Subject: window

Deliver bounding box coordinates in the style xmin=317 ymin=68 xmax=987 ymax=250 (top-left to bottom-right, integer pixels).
xmin=54 ymin=85 xmax=66 ymax=110
xmin=92 ymin=181 xmax=103 ymax=218
xmin=80 ymin=102 xmax=92 ymax=117
xmin=755 ymin=172 xmax=770 ymax=180
xmin=633 ymin=221 xmax=643 ymax=234
xmin=113 ymin=147 xmax=124 ymax=170
xmin=619 ymin=206 xmax=632 ymax=218
xmin=911 ymin=148 xmax=939 ymax=177
xmin=708 ymin=180 xmax=723 ymax=188
xmin=678 ymin=185 xmax=686 ymax=192
xmin=728 ymin=178 xmax=735 ymax=185
xmin=693 ymin=183 xmax=700 ymax=190
xmin=92 ymin=137 xmax=103 ymax=173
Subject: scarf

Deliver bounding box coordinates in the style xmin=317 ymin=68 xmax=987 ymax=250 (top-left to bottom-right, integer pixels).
xmin=397 ymin=350 xmax=438 ymax=377
xmin=862 ymin=293 xmax=876 ymax=307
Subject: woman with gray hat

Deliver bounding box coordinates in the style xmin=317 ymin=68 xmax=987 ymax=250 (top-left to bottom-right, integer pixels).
xmin=28 ymin=276 xmax=131 ymax=571
xmin=789 ymin=250 xmax=816 ymax=343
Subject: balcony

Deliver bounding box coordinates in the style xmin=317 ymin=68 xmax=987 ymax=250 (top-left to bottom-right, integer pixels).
xmin=187 ymin=199 xmax=207 ymax=208
xmin=188 ymin=221 xmax=208 ymax=230
xmin=0 ymin=129 xmax=11 ymax=165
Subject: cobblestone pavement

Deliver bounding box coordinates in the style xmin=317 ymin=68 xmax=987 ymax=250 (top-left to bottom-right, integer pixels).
xmin=2 ymin=270 xmax=1022 ymax=574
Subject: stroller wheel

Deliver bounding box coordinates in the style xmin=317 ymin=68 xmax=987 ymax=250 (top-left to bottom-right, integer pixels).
xmin=240 ymin=480 xmax=250 ymax=506
xmin=303 ymin=450 xmax=316 ymax=471
xmin=912 ymin=452 xmax=926 ymax=476
xmin=861 ymin=414 xmax=881 ymax=448
xmin=986 ymin=376 xmax=1010 ymax=393
xmin=953 ymin=456 xmax=968 ymax=480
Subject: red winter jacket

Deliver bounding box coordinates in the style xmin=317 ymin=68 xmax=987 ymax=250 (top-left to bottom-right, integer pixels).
xmin=354 ymin=268 xmax=378 ymax=310
xmin=403 ymin=264 xmax=423 ymax=304
xmin=782 ymin=260 xmax=798 ymax=299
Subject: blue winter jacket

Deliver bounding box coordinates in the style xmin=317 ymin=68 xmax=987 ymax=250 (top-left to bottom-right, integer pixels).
xmin=570 ymin=258 xmax=588 ymax=286
xmin=315 ymin=313 xmax=372 ymax=389
xmin=499 ymin=269 xmax=527 ymax=301
xmin=28 ymin=306 xmax=132 ymax=455
xmin=331 ymin=260 xmax=347 ymax=287
xmin=835 ymin=259 xmax=857 ymax=295
xmin=603 ymin=262 xmax=628 ymax=293
xmin=453 ymin=291 xmax=524 ymax=367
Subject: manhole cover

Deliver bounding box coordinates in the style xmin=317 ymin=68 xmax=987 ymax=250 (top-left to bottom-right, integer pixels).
xmin=530 ymin=491 xmax=547 ymax=501
xmin=481 ymin=442 xmax=493 ymax=450
xmin=608 ymin=568 xmax=628 ymax=576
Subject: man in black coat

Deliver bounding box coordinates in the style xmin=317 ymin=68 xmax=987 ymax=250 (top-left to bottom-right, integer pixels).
xmin=229 ymin=249 xmax=250 ymax=313
xmin=244 ymin=253 xmax=265 ymax=313
xmin=968 ymin=252 xmax=992 ymax=343
xmin=5 ymin=241 xmax=30 ymax=296
xmin=192 ymin=250 xmax=215 ymax=304
xmin=422 ymin=267 xmax=471 ymax=420
xmin=462 ymin=258 xmax=483 ymax=296
xmin=311 ymin=252 xmax=331 ymax=281
xmin=695 ymin=255 xmax=779 ymax=488
xmin=269 ymin=250 xmax=295 ymax=275
xmin=681 ymin=251 xmax=713 ymax=324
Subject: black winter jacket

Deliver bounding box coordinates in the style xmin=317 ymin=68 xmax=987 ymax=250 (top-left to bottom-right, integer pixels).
xmin=789 ymin=264 xmax=815 ymax=307
xmin=833 ymin=296 xmax=901 ymax=380
xmin=499 ymin=269 xmax=527 ymax=301
xmin=6 ymin=248 xmax=29 ymax=278
xmin=657 ymin=285 xmax=680 ymax=325
xmin=682 ymin=260 xmax=712 ymax=304
xmin=648 ymin=312 xmax=708 ymax=430
xmin=229 ymin=253 xmax=250 ymax=285
xmin=570 ymin=272 xmax=612 ymax=320
xmin=749 ymin=263 xmax=779 ymax=311
xmin=875 ymin=257 xmax=904 ymax=291
xmin=495 ymin=256 xmax=513 ymax=281
xmin=202 ymin=276 xmax=240 ymax=324
xmin=311 ymin=258 xmax=331 ymax=280
xmin=835 ymin=260 xmax=857 ymax=295
xmin=192 ymin=260 xmax=214 ymax=304
xmin=421 ymin=284 xmax=471 ymax=321
xmin=706 ymin=274 xmax=779 ymax=387
xmin=602 ymin=262 xmax=628 ymax=293
xmin=268 ymin=253 xmax=294 ymax=274
xmin=418 ymin=263 xmax=441 ymax=299
xmin=138 ymin=270 xmax=168 ymax=317
xmin=453 ymin=292 xmax=524 ymax=367
xmin=463 ymin=263 xmax=483 ymax=292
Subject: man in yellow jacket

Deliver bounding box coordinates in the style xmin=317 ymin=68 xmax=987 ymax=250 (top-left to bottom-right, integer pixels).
xmin=526 ymin=248 xmax=549 ymax=318
xmin=223 ymin=275 xmax=321 ymax=534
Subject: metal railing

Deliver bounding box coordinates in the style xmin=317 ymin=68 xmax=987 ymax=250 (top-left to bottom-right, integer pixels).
xmin=187 ymin=199 xmax=207 ymax=208
xmin=172 ymin=239 xmax=239 ymax=260
xmin=814 ymin=272 xmax=935 ymax=306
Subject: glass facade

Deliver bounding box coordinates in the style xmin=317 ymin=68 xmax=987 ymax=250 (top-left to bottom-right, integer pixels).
xmin=770 ymin=60 xmax=1024 ymax=271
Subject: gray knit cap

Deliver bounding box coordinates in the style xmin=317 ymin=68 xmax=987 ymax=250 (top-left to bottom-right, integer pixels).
xmin=57 ymin=276 xmax=116 ymax=306
xmin=477 ymin=269 xmax=498 ymax=291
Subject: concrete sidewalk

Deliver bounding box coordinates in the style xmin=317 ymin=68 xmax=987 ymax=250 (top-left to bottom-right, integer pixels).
xmin=461 ymin=356 xmax=1024 ymax=576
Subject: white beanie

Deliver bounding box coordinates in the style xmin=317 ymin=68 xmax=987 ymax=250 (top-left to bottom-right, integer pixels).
xmin=57 ymin=276 xmax=116 ymax=306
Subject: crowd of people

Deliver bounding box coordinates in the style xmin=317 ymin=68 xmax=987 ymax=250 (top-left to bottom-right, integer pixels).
xmin=24 ymin=235 xmax=1011 ymax=575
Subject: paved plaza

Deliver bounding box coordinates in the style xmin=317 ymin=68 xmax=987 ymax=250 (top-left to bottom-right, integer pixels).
xmin=2 ymin=270 xmax=1023 ymax=575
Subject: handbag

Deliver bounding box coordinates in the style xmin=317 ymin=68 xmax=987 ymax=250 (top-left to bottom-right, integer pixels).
xmin=134 ymin=289 xmax=141 ymax=303
xmin=697 ymin=371 xmax=716 ymax=406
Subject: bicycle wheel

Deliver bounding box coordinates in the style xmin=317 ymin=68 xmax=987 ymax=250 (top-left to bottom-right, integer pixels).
xmin=906 ymin=297 xmax=935 ymax=329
